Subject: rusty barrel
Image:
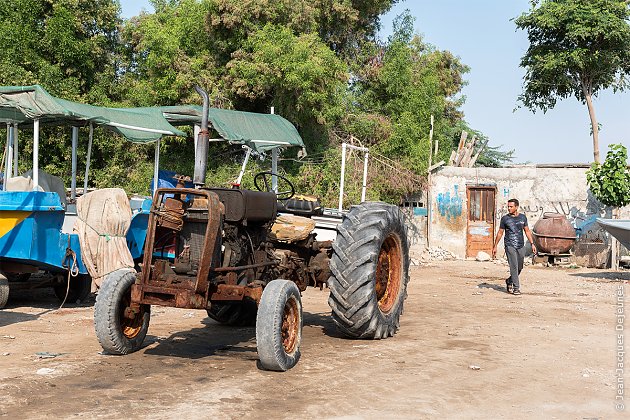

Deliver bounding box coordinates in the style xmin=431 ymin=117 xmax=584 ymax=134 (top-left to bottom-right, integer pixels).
xmin=532 ymin=212 xmax=577 ymax=254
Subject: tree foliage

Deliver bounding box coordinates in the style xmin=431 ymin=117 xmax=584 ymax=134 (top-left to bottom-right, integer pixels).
xmin=586 ymin=143 xmax=630 ymax=208
xmin=0 ymin=0 xmax=121 ymax=101
xmin=0 ymin=1 xmax=512 ymax=205
xmin=514 ymin=0 xmax=630 ymax=163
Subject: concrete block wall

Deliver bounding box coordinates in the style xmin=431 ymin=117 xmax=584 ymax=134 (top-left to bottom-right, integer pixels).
xmin=428 ymin=165 xmax=630 ymax=260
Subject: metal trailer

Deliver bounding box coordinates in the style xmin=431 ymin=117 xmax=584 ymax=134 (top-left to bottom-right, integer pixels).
xmin=0 ymin=85 xmax=183 ymax=307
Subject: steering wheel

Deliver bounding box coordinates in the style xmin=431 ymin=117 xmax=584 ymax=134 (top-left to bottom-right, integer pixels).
xmin=253 ymin=171 xmax=295 ymax=200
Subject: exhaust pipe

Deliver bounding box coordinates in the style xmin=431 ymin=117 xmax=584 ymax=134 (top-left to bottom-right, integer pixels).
xmin=193 ymin=85 xmax=209 ymax=187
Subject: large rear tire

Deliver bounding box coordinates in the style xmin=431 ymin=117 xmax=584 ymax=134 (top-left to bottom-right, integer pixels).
xmin=54 ymin=274 xmax=92 ymax=304
xmin=207 ymin=299 xmax=258 ymax=326
xmin=0 ymin=274 xmax=9 ymax=309
xmin=328 ymin=202 xmax=410 ymax=339
xmin=256 ymin=280 xmax=302 ymax=371
xmin=94 ymin=269 xmax=150 ymax=355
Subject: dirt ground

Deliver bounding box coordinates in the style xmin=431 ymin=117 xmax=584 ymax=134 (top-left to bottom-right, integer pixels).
xmin=1 ymin=259 xmax=628 ymax=419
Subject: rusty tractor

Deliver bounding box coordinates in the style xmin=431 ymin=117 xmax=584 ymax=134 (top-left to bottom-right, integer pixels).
xmin=93 ymin=89 xmax=410 ymax=371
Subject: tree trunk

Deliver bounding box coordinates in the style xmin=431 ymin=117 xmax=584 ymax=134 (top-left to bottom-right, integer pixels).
xmin=582 ymin=83 xmax=600 ymax=164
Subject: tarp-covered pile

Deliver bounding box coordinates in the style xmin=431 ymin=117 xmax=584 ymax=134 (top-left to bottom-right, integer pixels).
xmin=74 ymin=188 xmax=135 ymax=290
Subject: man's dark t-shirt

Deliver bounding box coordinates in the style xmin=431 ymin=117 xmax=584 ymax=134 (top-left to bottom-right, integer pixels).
xmin=499 ymin=213 xmax=528 ymax=249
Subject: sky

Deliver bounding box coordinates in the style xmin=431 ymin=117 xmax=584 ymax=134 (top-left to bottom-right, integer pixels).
xmin=119 ymin=0 xmax=629 ymax=164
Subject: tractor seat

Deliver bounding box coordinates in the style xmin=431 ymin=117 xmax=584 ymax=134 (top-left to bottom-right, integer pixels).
xmin=269 ymin=214 xmax=316 ymax=243
xmin=276 ymin=194 xmax=323 ymax=217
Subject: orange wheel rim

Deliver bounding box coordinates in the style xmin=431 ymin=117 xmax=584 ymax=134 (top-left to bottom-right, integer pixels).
xmin=119 ymin=289 xmax=146 ymax=339
xmin=375 ymin=234 xmax=402 ymax=314
xmin=281 ymin=297 xmax=299 ymax=354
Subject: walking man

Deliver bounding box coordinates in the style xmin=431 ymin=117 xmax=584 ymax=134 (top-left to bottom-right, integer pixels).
xmin=492 ymin=198 xmax=537 ymax=295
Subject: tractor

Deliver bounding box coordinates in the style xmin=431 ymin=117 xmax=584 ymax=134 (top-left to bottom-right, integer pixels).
xmin=93 ymin=88 xmax=410 ymax=371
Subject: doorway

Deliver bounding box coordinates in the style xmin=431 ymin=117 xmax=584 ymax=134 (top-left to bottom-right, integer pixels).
xmin=466 ymin=186 xmax=496 ymax=258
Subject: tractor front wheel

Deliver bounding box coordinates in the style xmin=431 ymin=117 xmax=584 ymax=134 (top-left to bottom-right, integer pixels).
xmin=94 ymin=269 xmax=150 ymax=355
xmin=256 ymin=280 xmax=302 ymax=371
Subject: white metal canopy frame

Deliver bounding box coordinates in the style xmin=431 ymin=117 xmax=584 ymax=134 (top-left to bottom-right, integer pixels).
xmin=338 ymin=142 xmax=369 ymax=212
xmin=2 ymin=121 xmax=167 ymax=196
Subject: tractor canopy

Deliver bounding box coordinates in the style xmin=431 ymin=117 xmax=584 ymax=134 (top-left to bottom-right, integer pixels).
xmin=161 ymin=105 xmax=305 ymax=152
xmin=0 ymin=85 xmax=186 ymax=142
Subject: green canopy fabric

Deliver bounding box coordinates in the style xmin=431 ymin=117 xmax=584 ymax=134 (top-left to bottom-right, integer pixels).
xmin=0 ymin=85 xmax=185 ymax=142
xmin=161 ymin=105 xmax=305 ymax=151
xmin=0 ymin=85 xmax=305 ymax=149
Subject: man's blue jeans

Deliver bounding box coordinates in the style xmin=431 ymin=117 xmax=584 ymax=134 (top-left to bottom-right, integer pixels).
xmin=505 ymin=246 xmax=525 ymax=290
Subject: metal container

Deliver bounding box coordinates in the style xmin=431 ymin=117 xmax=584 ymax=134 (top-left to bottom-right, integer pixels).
xmin=532 ymin=212 xmax=577 ymax=254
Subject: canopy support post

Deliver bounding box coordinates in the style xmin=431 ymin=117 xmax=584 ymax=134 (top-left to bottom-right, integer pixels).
xmin=12 ymin=124 xmax=18 ymax=177
xmin=235 ymin=146 xmax=252 ymax=187
xmin=2 ymin=125 xmax=6 ymax=190
xmin=271 ymin=148 xmax=278 ymax=193
xmin=83 ymin=124 xmax=93 ymax=195
xmin=153 ymin=138 xmax=160 ymax=196
xmin=270 ymin=106 xmax=278 ymax=192
xmin=33 ymin=119 xmax=39 ymax=190
xmin=71 ymin=126 xmax=78 ymax=200
xmin=4 ymin=124 xmax=14 ymax=190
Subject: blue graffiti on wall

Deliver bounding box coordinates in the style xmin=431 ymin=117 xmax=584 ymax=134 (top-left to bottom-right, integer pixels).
xmin=437 ymin=185 xmax=463 ymax=221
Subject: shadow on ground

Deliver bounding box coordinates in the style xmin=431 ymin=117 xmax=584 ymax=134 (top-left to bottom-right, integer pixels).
xmin=477 ymin=282 xmax=509 ymax=293
xmin=570 ymin=271 xmax=630 ymax=281
xmin=142 ymin=309 xmax=342 ymax=361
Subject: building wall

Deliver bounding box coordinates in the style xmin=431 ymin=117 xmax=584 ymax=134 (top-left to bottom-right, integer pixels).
xmin=429 ymin=166 xmax=630 ymax=260
xmin=402 ymin=192 xmax=428 ymax=258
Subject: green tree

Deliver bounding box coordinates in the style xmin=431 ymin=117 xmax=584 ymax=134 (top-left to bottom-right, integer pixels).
xmin=586 ymin=143 xmax=630 ymax=208
xmin=0 ymin=0 xmax=121 ymax=100
xmin=586 ymin=143 xmax=630 ymax=268
xmin=351 ymin=12 xmax=470 ymax=175
xmin=514 ymin=0 xmax=630 ymax=163
xmin=225 ymin=23 xmax=348 ymax=146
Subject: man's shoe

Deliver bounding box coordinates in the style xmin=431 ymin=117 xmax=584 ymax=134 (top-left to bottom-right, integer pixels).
xmin=512 ymin=289 xmax=521 ymax=295
xmin=505 ymin=279 xmax=513 ymax=293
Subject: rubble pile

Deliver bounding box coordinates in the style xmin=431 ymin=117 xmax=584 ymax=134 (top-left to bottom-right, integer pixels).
xmin=412 ymin=247 xmax=458 ymax=265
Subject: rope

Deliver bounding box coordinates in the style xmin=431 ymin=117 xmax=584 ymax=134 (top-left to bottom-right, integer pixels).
xmin=151 ymin=207 xmax=184 ymax=231
xmin=58 ymin=247 xmax=79 ymax=310
xmin=76 ymin=215 xmax=128 ymax=241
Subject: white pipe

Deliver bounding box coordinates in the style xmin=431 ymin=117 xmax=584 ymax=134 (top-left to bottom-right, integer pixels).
xmin=235 ymin=147 xmax=252 ymax=186
xmin=83 ymin=124 xmax=93 ymax=194
xmin=71 ymin=126 xmax=78 ymax=200
xmin=338 ymin=142 xmax=347 ymax=211
xmin=270 ymin=107 xmax=278 ymax=192
xmin=12 ymin=124 xmax=18 ymax=177
xmin=250 ymin=140 xmax=291 ymax=145
xmin=271 ymin=148 xmax=278 ymax=193
xmin=33 ymin=119 xmax=39 ymax=190
xmin=108 ymin=121 xmax=176 ymax=135
xmin=361 ymin=151 xmax=369 ymax=202
xmin=6 ymin=124 xmax=13 ymax=187
xmin=153 ymin=138 xmax=160 ymax=196
xmin=3 ymin=125 xmax=8 ymax=190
